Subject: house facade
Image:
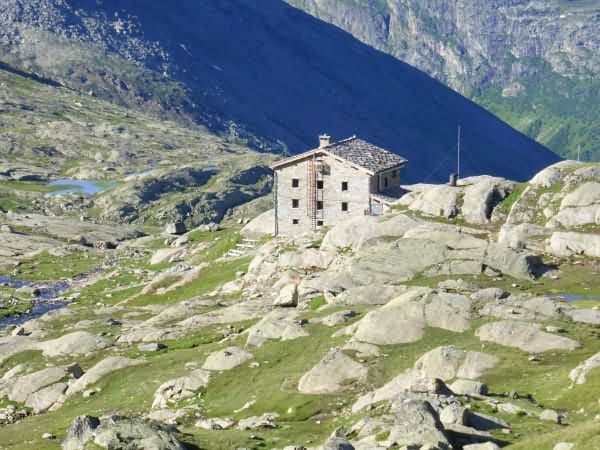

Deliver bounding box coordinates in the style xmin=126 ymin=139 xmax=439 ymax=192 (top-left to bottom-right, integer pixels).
xmin=271 ymin=135 xmax=408 ymax=236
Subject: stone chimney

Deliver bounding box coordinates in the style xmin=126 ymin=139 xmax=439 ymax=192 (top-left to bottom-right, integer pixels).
xmin=319 ymin=134 xmax=331 ymax=148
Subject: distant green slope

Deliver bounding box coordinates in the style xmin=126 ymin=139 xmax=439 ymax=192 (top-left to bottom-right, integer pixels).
xmin=475 ymin=63 xmax=600 ymax=161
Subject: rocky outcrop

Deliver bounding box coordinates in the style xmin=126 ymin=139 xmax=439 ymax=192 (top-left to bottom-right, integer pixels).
xmin=202 ymin=347 xmax=253 ymax=371
xmin=35 ymin=332 xmax=112 ymax=357
xmin=62 ymin=415 xmax=185 ymax=450
xmin=550 ymin=232 xmax=600 ymax=258
xmin=350 ymin=288 xmax=472 ymax=345
xmin=476 ymin=321 xmax=579 ymax=353
xmin=65 ymin=357 xmax=142 ymax=397
xmin=298 ymin=348 xmax=368 ymax=394
xmin=569 ymin=352 xmax=600 ymax=385
xmin=152 ymin=370 xmax=211 ymax=410
xmin=398 ymin=176 xmax=515 ymax=224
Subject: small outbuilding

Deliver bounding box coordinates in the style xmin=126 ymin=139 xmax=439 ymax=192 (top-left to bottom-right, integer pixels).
xmin=271 ymin=135 xmax=408 ymax=235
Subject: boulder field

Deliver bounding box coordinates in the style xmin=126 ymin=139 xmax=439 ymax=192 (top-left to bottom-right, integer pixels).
xmin=0 ymin=161 xmax=598 ymax=450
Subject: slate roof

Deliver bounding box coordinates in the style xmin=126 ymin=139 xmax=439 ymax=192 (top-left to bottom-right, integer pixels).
xmin=325 ymin=137 xmax=407 ymax=174
xmin=271 ymin=136 xmax=408 ymax=174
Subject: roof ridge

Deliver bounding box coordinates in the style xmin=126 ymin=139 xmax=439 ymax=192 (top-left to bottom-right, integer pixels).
xmin=327 ymin=135 xmax=357 ymax=147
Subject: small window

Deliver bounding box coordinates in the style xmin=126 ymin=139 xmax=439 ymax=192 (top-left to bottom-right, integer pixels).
xmin=292 ymin=219 xmax=299 ymax=225
xmin=341 ymin=181 xmax=348 ymax=191
xmin=341 ymin=202 xmax=348 ymax=212
xmin=317 ymin=220 xmax=324 ymax=226
xmin=384 ymin=177 xmax=389 ymax=188
xmin=292 ymin=178 xmax=299 ymax=188
xmin=317 ymin=180 xmax=324 ymax=189
xmin=292 ymin=199 xmax=299 ymax=208
xmin=392 ymin=170 xmax=398 ymax=178
xmin=316 ymin=201 xmax=323 ymax=210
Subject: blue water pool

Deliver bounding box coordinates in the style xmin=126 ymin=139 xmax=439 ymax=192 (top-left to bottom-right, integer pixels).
xmin=46 ymin=179 xmax=111 ymax=196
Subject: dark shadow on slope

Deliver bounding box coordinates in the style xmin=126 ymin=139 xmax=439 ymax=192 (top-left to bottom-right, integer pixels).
xmin=42 ymin=0 xmax=561 ymax=182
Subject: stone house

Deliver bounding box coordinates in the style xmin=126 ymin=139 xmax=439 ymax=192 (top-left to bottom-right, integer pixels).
xmin=271 ymin=135 xmax=408 ymax=235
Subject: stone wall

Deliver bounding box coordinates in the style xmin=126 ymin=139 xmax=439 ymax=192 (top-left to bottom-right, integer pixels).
xmin=275 ymin=155 xmax=373 ymax=235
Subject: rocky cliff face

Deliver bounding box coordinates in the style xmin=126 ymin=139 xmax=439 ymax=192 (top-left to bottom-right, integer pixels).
xmin=287 ymin=0 xmax=600 ymax=160
xmin=0 ymin=0 xmax=560 ymax=182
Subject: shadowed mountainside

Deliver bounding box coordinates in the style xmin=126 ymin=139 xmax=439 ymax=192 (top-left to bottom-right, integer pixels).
xmin=0 ymin=0 xmax=560 ymax=182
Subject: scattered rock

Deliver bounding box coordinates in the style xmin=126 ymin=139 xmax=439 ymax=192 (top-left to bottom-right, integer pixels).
xmin=138 ymin=342 xmax=167 ymax=352
xmin=320 ymin=437 xmax=355 ymax=450
xmin=195 ymin=417 xmax=236 ymax=430
xmin=165 ymin=222 xmax=186 ymax=235
xmin=553 ymin=443 xmax=575 ymax=450
xmin=471 ymin=288 xmax=508 ymax=302
xmin=540 ymin=409 xmax=562 ymax=424
xmin=450 ymin=379 xmax=488 ymax=396
xmin=237 ymin=412 xmax=278 ymax=430
xmin=569 ymin=351 xmax=600 ymax=385
xmin=463 ymin=443 xmax=501 ymax=450
xmin=319 ymin=310 xmax=358 ymax=327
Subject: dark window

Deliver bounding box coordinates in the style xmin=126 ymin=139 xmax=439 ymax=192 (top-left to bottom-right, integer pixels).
xmin=292 ymin=219 xmax=299 ymax=225
xmin=292 ymin=199 xmax=299 ymax=208
xmin=292 ymin=178 xmax=299 ymax=188
xmin=316 ymin=201 xmax=323 ymax=210
xmin=392 ymin=170 xmax=398 ymax=178
xmin=317 ymin=180 xmax=324 ymax=189
xmin=341 ymin=202 xmax=348 ymax=212
xmin=341 ymin=181 xmax=348 ymax=191
xmin=384 ymin=177 xmax=389 ymax=188
xmin=317 ymin=220 xmax=324 ymax=226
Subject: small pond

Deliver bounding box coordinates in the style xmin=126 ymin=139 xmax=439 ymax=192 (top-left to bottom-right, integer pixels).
xmin=556 ymin=293 xmax=600 ymax=302
xmin=46 ymin=179 xmax=113 ymax=196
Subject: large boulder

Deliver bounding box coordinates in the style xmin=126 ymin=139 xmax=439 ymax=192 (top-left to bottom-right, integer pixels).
xmin=351 ymin=289 xmax=472 ymax=345
xmin=65 ymin=357 xmax=142 ymax=397
xmin=385 ymin=398 xmax=452 ymax=449
xmin=460 ymin=176 xmax=515 ymax=224
xmin=36 ymin=332 xmax=112 ymax=357
xmin=352 ymin=368 xmax=452 ymax=412
xmin=4 ymin=366 xmax=68 ymax=404
xmin=401 ymin=184 xmax=460 ymax=218
xmin=202 ymin=347 xmax=253 ymax=371
xmin=320 ymin=213 xmax=421 ymax=252
xmin=152 ymin=369 xmax=211 ymax=409
xmin=298 ymin=348 xmax=368 ymax=394
xmin=569 ymin=351 xmax=600 ymax=385
xmin=549 ymin=232 xmax=600 ymax=258
xmin=245 ymin=310 xmax=309 ymax=347
xmin=150 ymin=247 xmax=187 ymax=265
xmin=62 ymin=415 xmax=185 ymax=450
xmin=551 ymin=182 xmax=600 ymax=227
xmin=240 ymin=209 xmax=274 ymax=238
xmin=273 ymin=283 xmax=298 ymax=307
xmin=414 ymin=346 xmax=498 ymax=381
xmin=476 ymin=321 xmax=579 ymax=352
xmin=498 ymin=223 xmax=551 ymax=250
